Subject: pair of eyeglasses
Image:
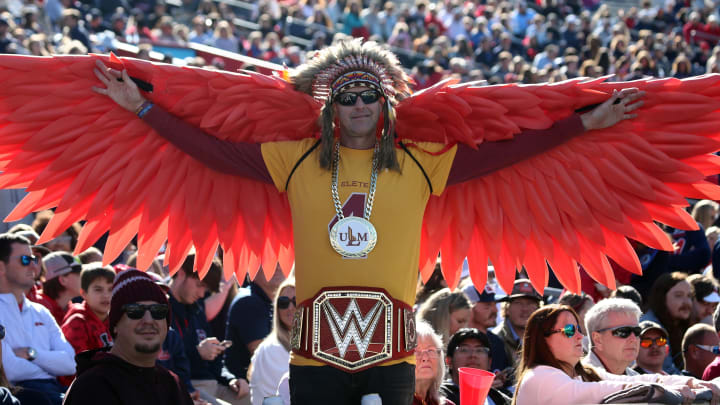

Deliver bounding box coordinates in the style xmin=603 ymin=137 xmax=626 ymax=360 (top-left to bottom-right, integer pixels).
xmin=122 ymin=303 xmax=169 ymax=320
xmin=10 ymin=255 xmax=38 ymax=266
xmin=596 ymin=325 xmax=642 ymax=339
xmin=0 ymin=324 xmax=4 ymax=340
xmin=640 ymin=337 xmax=667 ymax=348
xmin=545 ymin=324 xmax=580 ymax=338
xmin=694 ymin=344 xmax=720 ymax=354
xmin=455 ymin=346 xmax=490 ymax=356
xmin=415 ymin=348 xmax=442 ymax=358
xmin=334 ymin=90 xmax=381 ymax=106
xmin=277 ymin=296 xmax=296 ymax=309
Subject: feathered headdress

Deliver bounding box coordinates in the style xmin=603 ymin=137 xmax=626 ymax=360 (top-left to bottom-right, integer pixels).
xmin=292 ymin=39 xmax=412 ymax=170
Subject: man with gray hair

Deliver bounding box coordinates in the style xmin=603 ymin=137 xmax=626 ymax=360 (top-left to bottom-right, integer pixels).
xmin=582 ymin=298 xmax=642 ymax=375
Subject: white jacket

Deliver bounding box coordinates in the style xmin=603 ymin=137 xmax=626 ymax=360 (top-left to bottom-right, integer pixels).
xmin=0 ymin=293 xmax=76 ymax=382
xmin=249 ymin=335 xmax=290 ymax=405
xmin=515 ymin=365 xmax=692 ymax=405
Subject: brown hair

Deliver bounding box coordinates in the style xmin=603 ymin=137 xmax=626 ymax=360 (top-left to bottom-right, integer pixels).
xmin=515 ymin=304 xmax=601 ymax=398
xmin=648 ymin=272 xmax=693 ymax=368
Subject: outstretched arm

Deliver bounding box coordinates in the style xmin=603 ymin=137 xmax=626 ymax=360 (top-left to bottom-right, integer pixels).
xmin=447 ymin=88 xmax=645 ymax=185
xmin=92 ymin=60 xmax=273 ymax=184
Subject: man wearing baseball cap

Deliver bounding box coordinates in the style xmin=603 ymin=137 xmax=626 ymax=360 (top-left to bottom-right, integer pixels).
xmin=492 ymin=279 xmax=542 ymax=364
xmin=634 ymin=320 xmax=671 ymax=375
xmin=64 ymin=269 xmax=193 ymax=405
xmin=688 ymin=274 xmax=720 ymax=324
xmin=35 ymin=252 xmax=83 ymax=325
xmin=462 ymin=283 xmax=509 ymax=372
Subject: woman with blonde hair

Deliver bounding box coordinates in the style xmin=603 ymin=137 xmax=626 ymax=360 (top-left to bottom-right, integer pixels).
xmin=417 ymin=288 xmax=471 ymax=345
xmin=248 ymin=277 xmax=296 ymax=405
xmin=692 ymin=199 xmax=719 ymax=230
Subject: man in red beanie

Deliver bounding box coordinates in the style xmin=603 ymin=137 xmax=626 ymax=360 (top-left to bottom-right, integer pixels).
xmin=64 ymin=269 xmax=193 ymax=405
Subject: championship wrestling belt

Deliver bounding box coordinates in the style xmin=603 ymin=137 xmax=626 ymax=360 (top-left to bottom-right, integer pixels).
xmin=290 ymin=286 xmax=417 ymax=372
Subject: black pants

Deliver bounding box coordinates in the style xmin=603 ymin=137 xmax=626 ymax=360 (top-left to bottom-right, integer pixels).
xmin=289 ymin=362 xmax=415 ymax=405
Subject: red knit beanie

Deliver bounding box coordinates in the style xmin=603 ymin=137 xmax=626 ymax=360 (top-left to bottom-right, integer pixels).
xmin=109 ymin=269 xmax=170 ymax=336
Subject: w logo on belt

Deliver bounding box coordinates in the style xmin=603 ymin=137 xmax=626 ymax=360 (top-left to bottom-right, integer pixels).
xmin=312 ymin=290 xmax=393 ymax=371
xmin=323 ymin=298 xmax=382 ymax=358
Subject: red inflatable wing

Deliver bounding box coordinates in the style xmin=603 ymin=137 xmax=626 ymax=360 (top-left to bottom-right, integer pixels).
xmin=0 ymin=54 xmax=321 ymax=281
xmin=399 ymin=76 xmax=720 ymax=294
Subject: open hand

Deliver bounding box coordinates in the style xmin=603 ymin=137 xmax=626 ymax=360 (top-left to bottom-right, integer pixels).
xmin=581 ymin=88 xmax=645 ymax=131
xmin=92 ymin=59 xmax=147 ymax=113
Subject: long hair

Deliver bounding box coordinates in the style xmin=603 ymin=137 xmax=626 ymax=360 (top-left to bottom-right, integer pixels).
xmin=269 ymin=277 xmax=296 ymax=351
xmin=291 ymin=39 xmax=411 ymax=172
xmin=417 ymin=288 xmax=471 ymax=346
xmin=514 ymin=304 xmax=601 ymax=404
xmin=648 ymin=272 xmax=693 ymax=369
xmin=415 ymin=320 xmax=447 ymax=403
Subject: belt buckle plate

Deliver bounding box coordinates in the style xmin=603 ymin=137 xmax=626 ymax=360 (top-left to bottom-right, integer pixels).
xmin=312 ymin=290 xmax=393 ymax=371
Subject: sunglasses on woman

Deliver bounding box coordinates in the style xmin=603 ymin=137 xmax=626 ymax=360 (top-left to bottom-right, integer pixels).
xmin=596 ymin=325 xmax=642 ymax=339
xmin=122 ymin=303 xmax=169 ymax=320
xmin=334 ymin=90 xmax=381 ymax=106
xmin=640 ymin=336 xmax=667 ymax=348
xmin=545 ymin=324 xmax=580 ymax=338
xmin=277 ymin=296 xmax=296 ymax=309
xmin=10 ymin=254 xmax=38 ymax=266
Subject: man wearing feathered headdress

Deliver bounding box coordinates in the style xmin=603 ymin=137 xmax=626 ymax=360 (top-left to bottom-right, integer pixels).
xmin=90 ymin=38 xmax=642 ymax=403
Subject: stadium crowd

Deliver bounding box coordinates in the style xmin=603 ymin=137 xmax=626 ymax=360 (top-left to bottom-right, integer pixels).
xmin=1 ymin=0 xmax=720 ymax=88
xmin=4 ymin=0 xmax=720 ymax=404
xmin=2 ymin=200 xmax=720 ymax=404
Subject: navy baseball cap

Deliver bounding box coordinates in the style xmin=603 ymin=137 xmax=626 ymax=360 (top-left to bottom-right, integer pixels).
xmin=463 ymin=283 xmax=496 ymax=303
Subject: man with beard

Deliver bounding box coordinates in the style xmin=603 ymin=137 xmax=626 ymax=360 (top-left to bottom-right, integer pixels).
xmin=462 ymin=282 xmax=509 ymax=373
xmin=63 ymin=269 xmax=193 ymax=405
xmin=439 ymin=328 xmax=511 ymax=405
xmin=492 ymin=279 xmax=542 ymax=365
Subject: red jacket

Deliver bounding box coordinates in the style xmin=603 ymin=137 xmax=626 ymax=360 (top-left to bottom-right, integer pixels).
xmin=61 ymin=301 xmax=113 ymax=354
xmin=35 ymin=291 xmax=66 ymax=326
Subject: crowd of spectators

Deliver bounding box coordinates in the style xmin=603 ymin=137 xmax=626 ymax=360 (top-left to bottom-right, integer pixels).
xmin=2 ymin=0 xmax=720 ymax=91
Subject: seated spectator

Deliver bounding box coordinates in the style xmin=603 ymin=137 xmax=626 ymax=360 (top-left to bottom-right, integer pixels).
xmin=687 ymin=274 xmax=720 ymax=324
xmin=0 ymin=324 xmax=19 ymax=405
xmin=0 ymin=233 xmax=75 ymax=405
xmin=212 ymin=21 xmax=239 ymax=53
xmin=225 ymin=264 xmax=286 ymax=383
xmin=702 ymin=304 xmax=720 ymax=380
xmin=63 ymin=270 xmax=193 ymax=405
xmin=77 ymin=248 xmax=102 ymax=265
xmin=558 ymin=292 xmax=594 ymax=352
xmin=493 ymin=279 xmax=542 ymax=365
xmin=514 ymin=304 xmax=716 ymax=405
xmin=36 ymin=252 xmax=83 ymax=325
xmin=413 ymin=320 xmax=455 ymax=405
xmin=681 ymin=323 xmax=719 ymax=379
xmin=61 ymin=263 xmax=115 ymax=354
xmin=641 ymin=272 xmax=694 ymax=374
xmin=634 ymin=321 xmax=670 ymax=375
xmin=462 ymin=283 xmax=509 ymax=373
xmin=169 ymin=256 xmax=248 ymax=404
xmin=609 ymin=285 xmax=642 ymax=308
xmin=582 ymin=298 xmax=641 ymax=376
xmin=157 ymin=327 xmax=198 ymax=402
xmin=249 ymin=277 xmax=295 ymax=405
xmin=440 ymin=328 xmax=511 ymax=405
xmin=417 ymin=288 xmax=471 ymax=345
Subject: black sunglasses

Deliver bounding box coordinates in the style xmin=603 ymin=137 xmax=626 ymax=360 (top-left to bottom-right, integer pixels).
xmin=0 ymin=324 xmax=4 ymax=340
xmin=545 ymin=324 xmax=579 ymax=338
xmin=10 ymin=255 xmax=39 ymax=266
xmin=334 ymin=90 xmax=381 ymax=106
xmin=277 ymin=296 xmax=296 ymax=310
xmin=597 ymin=325 xmax=642 ymax=339
xmin=122 ymin=303 xmax=169 ymax=320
